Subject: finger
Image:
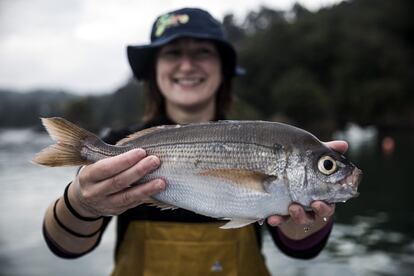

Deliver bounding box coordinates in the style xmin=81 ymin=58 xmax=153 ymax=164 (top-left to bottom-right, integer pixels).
xmin=288 ymin=204 xmax=314 ymax=225
xmin=324 ymin=140 xmax=348 ymax=154
xmin=311 ymin=201 xmax=335 ymax=218
xmin=267 ymin=215 xmax=288 ymax=227
xmin=83 ymin=149 xmax=147 ymax=182
xmin=107 ymin=178 xmax=166 ymax=212
xmin=99 ymin=155 xmax=161 ymax=194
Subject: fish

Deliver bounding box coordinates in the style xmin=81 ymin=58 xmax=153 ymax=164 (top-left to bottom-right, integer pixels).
xmin=33 ymin=117 xmax=362 ymax=229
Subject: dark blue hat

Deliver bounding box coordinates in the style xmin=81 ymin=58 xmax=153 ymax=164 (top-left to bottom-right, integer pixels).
xmin=127 ymin=7 xmax=240 ymax=81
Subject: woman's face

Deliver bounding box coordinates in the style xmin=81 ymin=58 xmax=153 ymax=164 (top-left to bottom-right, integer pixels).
xmin=156 ymin=38 xmax=222 ymax=110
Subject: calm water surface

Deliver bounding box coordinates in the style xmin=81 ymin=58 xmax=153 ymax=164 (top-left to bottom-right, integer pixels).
xmin=0 ymin=128 xmax=413 ymax=275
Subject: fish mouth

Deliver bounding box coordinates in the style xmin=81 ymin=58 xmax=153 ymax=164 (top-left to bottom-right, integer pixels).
xmin=339 ymin=167 xmax=362 ymax=197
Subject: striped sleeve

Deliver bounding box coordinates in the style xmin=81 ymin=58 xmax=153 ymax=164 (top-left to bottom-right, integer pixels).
xmin=42 ymin=216 xmax=112 ymax=259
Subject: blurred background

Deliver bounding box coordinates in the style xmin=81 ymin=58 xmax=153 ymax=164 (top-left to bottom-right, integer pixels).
xmin=0 ymin=0 xmax=413 ymax=275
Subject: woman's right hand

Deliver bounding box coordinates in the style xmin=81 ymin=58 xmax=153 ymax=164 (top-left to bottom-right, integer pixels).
xmin=67 ymin=148 xmax=165 ymax=218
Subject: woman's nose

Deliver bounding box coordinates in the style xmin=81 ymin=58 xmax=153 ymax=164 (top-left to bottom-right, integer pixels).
xmin=178 ymin=54 xmax=196 ymax=71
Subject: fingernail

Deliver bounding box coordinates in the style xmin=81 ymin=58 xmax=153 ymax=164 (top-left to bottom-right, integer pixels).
xmin=290 ymin=207 xmax=299 ymax=218
xmin=268 ymin=217 xmax=281 ymax=227
xmin=156 ymin=180 xmax=165 ymax=190
xmin=130 ymin=148 xmax=146 ymax=157
xmin=150 ymin=156 xmax=160 ymax=167
xmin=312 ymin=202 xmax=321 ymax=213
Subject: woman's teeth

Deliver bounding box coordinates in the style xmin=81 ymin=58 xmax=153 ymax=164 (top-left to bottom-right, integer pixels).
xmin=174 ymin=78 xmax=202 ymax=86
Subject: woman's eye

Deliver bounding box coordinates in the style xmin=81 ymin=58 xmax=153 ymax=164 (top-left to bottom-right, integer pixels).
xmin=318 ymin=156 xmax=337 ymax=175
xmin=160 ymin=49 xmax=181 ymax=58
xmin=167 ymin=50 xmax=180 ymax=56
xmin=159 ymin=46 xmax=217 ymax=60
xmin=190 ymin=47 xmax=216 ymax=59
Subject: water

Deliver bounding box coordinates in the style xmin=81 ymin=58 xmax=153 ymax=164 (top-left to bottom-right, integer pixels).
xmin=0 ymin=128 xmax=413 ymax=275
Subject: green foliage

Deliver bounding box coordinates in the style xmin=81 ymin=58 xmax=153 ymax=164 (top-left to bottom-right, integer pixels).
xmin=62 ymin=98 xmax=95 ymax=130
xmin=228 ymin=96 xmax=264 ymax=120
xmin=270 ymin=68 xmax=330 ymax=124
xmin=91 ymin=79 xmax=145 ymax=130
xmin=231 ymin=0 xmax=414 ymax=129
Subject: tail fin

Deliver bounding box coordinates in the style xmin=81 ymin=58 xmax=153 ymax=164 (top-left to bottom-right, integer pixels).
xmin=33 ymin=117 xmax=97 ymax=167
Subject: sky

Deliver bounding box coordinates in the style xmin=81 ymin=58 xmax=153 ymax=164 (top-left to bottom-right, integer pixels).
xmin=0 ymin=0 xmax=343 ymax=95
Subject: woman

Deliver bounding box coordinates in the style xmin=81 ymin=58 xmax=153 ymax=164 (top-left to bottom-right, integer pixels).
xmin=43 ymin=7 xmax=347 ymax=275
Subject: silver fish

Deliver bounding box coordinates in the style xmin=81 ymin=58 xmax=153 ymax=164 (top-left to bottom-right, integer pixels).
xmin=34 ymin=117 xmax=362 ymax=228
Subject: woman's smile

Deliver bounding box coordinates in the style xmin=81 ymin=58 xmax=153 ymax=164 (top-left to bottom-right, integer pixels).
xmin=172 ymin=76 xmax=204 ymax=87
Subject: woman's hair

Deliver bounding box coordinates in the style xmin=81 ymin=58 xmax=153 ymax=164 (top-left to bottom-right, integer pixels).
xmin=142 ymin=42 xmax=234 ymax=122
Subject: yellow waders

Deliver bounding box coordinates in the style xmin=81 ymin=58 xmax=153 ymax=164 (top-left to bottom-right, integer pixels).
xmin=111 ymin=221 xmax=270 ymax=276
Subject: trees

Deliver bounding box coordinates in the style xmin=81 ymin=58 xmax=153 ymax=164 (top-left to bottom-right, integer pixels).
xmin=230 ymin=0 xmax=413 ymax=129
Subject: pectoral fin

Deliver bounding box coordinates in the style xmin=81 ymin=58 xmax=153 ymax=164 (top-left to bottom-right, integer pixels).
xmin=198 ymin=169 xmax=275 ymax=193
xmin=142 ymin=198 xmax=179 ymax=211
xmin=220 ymin=218 xmax=258 ymax=229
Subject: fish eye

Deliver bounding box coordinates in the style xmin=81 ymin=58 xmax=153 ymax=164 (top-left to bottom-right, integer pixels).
xmin=318 ymin=156 xmax=337 ymax=175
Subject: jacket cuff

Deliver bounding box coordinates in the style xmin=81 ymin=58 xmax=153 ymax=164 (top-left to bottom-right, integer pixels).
xmin=270 ymin=218 xmax=334 ymax=259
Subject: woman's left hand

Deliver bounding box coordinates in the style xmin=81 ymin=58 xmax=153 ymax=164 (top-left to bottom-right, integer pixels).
xmin=266 ymin=140 xmax=348 ymax=239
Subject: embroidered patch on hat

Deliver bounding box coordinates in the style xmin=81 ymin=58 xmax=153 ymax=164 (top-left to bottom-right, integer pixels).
xmin=155 ymin=13 xmax=190 ymax=37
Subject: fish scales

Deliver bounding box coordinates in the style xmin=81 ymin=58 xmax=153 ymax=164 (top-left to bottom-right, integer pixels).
xmin=143 ymin=143 xmax=276 ymax=171
xmin=123 ymin=121 xmax=298 ymax=174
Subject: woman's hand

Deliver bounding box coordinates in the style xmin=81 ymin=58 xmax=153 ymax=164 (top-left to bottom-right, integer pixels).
xmin=266 ymin=140 xmax=348 ymax=239
xmin=68 ymin=149 xmax=165 ymax=218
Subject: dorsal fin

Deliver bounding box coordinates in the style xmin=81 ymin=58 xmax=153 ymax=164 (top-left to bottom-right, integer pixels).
xmin=198 ymin=169 xmax=274 ymax=193
xmin=116 ymin=124 xmax=181 ymax=145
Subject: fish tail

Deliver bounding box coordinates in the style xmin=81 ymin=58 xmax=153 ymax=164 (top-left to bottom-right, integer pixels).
xmin=33 ymin=117 xmax=98 ymax=167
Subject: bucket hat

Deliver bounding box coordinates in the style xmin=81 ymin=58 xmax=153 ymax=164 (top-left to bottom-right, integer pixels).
xmin=127 ymin=7 xmax=240 ymax=80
